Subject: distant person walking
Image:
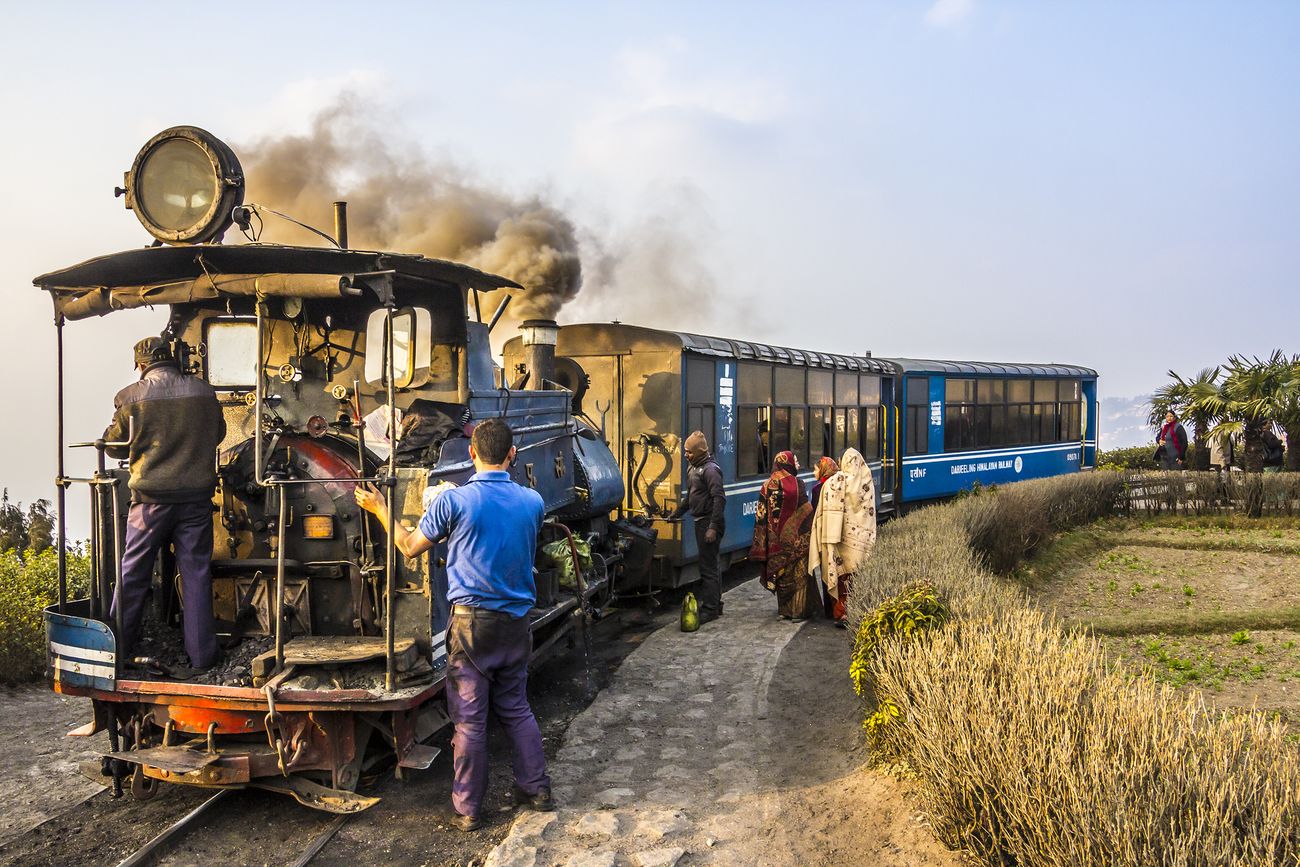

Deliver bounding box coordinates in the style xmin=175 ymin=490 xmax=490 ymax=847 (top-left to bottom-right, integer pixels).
xmin=1262 ymin=427 xmax=1285 ymax=473
xmin=355 ymin=418 xmax=553 ymax=832
xmin=1156 ymin=411 xmax=1188 ymax=470
xmin=107 ymin=337 xmax=224 ymax=671
xmin=750 ymin=451 xmax=817 ymax=620
xmin=809 ymin=448 xmax=878 ymax=627
xmin=670 ymin=431 xmax=726 ymax=624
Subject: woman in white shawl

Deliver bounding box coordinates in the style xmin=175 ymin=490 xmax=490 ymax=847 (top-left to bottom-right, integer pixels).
xmin=808 ymin=448 xmax=877 ymax=626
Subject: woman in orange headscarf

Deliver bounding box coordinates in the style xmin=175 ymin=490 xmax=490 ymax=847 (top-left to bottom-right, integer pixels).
xmin=749 ymin=451 xmax=817 ymax=620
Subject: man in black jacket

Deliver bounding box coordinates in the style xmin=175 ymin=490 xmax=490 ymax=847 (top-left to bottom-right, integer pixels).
xmin=106 ymin=337 xmax=226 ymax=669
xmin=670 ymin=431 xmax=726 ymax=624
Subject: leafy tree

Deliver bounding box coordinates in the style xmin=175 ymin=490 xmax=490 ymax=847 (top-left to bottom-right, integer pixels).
xmin=1148 ymin=367 xmax=1220 ymax=470
xmin=1269 ymin=353 xmax=1300 ymax=472
xmin=26 ymin=499 xmax=54 ymax=555
xmin=1209 ymin=354 xmax=1290 ymax=472
xmin=0 ymin=489 xmax=27 ymax=554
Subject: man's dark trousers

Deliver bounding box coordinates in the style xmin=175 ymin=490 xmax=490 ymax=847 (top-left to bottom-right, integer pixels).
xmin=694 ymin=517 xmax=723 ymax=616
xmin=110 ymin=501 xmax=219 ymax=668
xmin=446 ymin=606 xmax=550 ymax=819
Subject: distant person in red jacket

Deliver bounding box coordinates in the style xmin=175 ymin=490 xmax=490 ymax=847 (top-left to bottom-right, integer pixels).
xmin=1156 ymin=411 xmax=1188 ymax=469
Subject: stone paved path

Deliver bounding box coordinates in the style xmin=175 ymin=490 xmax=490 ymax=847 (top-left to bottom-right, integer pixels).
xmin=484 ymin=579 xmax=961 ymax=867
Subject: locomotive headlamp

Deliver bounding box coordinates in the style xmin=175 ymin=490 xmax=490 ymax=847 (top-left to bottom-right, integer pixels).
xmin=120 ymin=126 xmax=244 ymax=244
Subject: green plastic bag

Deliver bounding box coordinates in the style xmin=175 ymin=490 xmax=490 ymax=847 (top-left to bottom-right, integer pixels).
xmin=681 ymin=592 xmax=699 ymax=632
xmin=539 ymin=538 xmax=593 ymax=589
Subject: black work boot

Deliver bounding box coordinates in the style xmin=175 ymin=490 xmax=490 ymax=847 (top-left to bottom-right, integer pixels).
xmin=513 ymin=784 xmax=556 ymax=812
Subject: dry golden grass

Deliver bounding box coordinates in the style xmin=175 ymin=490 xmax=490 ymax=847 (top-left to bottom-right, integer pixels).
xmin=869 ymin=609 xmax=1300 ymax=866
xmin=849 ymin=472 xmax=1300 ymax=866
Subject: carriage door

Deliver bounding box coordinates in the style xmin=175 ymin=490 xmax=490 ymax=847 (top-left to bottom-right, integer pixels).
xmin=684 ymin=356 xmax=717 ymax=465
xmin=880 ymin=377 xmax=896 ymax=501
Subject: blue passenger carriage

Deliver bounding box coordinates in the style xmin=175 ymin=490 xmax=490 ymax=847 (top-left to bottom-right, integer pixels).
xmin=894 ymin=360 xmax=1099 ymax=504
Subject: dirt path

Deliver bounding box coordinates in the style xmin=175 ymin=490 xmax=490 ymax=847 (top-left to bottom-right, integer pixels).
xmin=484 ymin=579 xmax=961 ymax=867
xmin=0 ymin=687 xmax=105 ymax=847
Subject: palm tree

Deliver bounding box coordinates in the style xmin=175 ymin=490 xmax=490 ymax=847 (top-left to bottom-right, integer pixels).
xmin=1209 ymin=354 xmax=1289 ymax=472
xmin=1265 ymin=352 xmax=1300 ymax=471
xmin=1147 ymin=367 xmax=1220 ymax=470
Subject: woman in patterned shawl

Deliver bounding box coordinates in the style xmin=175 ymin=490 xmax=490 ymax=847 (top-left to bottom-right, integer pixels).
xmin=808 ymin=448 xmax=878 ymax=626
xmin=749 ymin=451 xmax=817 ymax=619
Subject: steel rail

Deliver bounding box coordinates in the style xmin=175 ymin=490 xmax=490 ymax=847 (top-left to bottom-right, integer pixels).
xmin=289 ymin=814 xmax=351 ymax=867
xmin=114 ymin=789 xmax=232 ymax=867
xmin=112 ymin=788 xmax=349 ymax=867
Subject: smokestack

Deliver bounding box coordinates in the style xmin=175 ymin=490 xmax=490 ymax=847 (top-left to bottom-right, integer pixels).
xmin=520 ymin=319 xmax=558 ymax=391
xmin=333 ymin=201 xmax=348 ymax=248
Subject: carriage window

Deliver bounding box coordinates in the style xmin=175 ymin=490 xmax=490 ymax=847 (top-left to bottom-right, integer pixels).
xmin=833 ymin=408 xmax=847 ymax=459
xmin=1007 ymin=379 xmax=1032 ymax=404
xmin=807 ymin=370 xmax=834 ymax=406
xmin=835 ymin=372 xmax=859 ymax=405
xmin=774 ymin=367 xmax=805 ymax=405
xmin=905 ymin=377 xmax=929 ymax=457
xmin=907 ymin=377 xmax=929 ymax=405
xmin=738 ymin=406 xmax=770 ymax=477
xmin=771 ymin=406 xmax=791 ymax=457
xmin=205 ymin=319 xmax=258 ymax=388
xmin=738 ymin=363 xmax=772 ymax=405
xmin=1059 ymin=379 xmax=1081 ymax=402
xmin=790 ymin=407 xmax=808 ymax=467
xmin=862 ymin=406 xmax=881 ymax=460
xmin=860 ymin=375 xmax=881 ymax=406
xmin=979 ymin=379 xmax=1005 ymax=404
xmin=809 ymin=407 xmax=830 ymax=465
xmin=687 ymin=405 xmax=716 ymax=449
xmin=945 ymin=378 xmax=975 ymax=403
xmin=686 ymin=358 xmax=715 ymax=404
xmin=944 ymin=405 xmax=975 ymax=451
xmin=846 ymin=408 xmax=860 ymax=460
xmin=365 ymin=307 xmax=432 ymax=388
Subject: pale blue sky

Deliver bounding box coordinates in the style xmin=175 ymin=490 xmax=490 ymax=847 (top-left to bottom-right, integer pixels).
xmin=2 ymin=1 xmax=1297 ymax=509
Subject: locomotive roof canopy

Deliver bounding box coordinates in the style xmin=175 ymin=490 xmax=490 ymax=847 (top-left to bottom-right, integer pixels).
xmin=888 ymin=357 xmax=1098 ymax=378
xmin=33 ymin=244 xmax=521 ymax=321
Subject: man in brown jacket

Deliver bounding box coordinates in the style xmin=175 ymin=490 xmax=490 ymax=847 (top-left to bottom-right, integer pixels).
xmin=106 ymin=337 xmax=225 ymax=669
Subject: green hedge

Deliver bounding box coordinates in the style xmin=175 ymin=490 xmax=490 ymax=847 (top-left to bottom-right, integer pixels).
xmin=0 ymin=548 xmax=90 ymax=685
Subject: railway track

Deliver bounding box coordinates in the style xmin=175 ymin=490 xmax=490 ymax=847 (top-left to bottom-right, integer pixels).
xmin=113 ymin=789 xmax=350 ymax=867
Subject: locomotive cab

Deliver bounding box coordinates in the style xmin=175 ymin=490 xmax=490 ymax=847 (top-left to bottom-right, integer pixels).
xmin=33 ymin=126 xmax=633 ymax=810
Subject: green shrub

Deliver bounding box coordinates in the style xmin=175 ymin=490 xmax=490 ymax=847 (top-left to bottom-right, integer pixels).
xmin=0 ymin=547 xmax=90 ymax=685
xmin=1098 ymin=444 xmax=1199 ymax=471
xmin=959 ymin=472 xmax=1125 ymax=573
xmin=1097 ymin=445 xmax=1161 ymax=471
xmin=1121 ymin=471 xmax=1300 ymax=517
xmin=849 ymin=581 xmax=947 ymax=699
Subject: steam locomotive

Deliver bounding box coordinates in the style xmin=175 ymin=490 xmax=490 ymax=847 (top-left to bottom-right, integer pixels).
xmin=38 ymin=126 xmax=1097 ymax=811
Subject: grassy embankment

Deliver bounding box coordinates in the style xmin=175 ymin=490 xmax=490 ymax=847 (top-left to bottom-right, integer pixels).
xmin=848 ymin=472 xmax=1300 ymax=866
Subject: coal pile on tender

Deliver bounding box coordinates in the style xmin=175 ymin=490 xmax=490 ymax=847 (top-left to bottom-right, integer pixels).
xmin=129 ymin=608 xmax=272 ymax=686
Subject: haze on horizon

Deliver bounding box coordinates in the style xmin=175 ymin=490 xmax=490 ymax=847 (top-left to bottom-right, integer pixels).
xmin=2 ymin=1 xmax=1297 ymax=516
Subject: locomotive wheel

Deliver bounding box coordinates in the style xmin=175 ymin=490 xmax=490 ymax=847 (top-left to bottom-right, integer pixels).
xmin=131 ymin=764 xmax=159 ymax=800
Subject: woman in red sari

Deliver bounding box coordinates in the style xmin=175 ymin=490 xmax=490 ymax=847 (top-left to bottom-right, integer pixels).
xmin=749 ymin=451 xmax=817 ymax=620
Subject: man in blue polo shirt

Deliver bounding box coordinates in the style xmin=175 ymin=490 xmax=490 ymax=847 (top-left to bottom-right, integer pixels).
xmin=355 ymin=418 xmax=552 ymax=831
